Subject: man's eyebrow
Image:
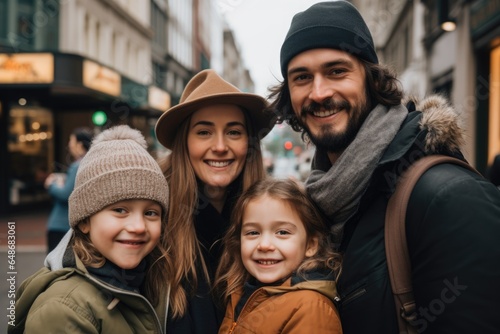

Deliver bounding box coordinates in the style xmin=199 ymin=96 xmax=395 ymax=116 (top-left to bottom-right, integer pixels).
xmin=287 ymin=66 xmax=309 ymax=77
xmin=321 ymin=59 xmax=355 ymax=69
xmin=287 ymin=59 xmax=355 ymax=77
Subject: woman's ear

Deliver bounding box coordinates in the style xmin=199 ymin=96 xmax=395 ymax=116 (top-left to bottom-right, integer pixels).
xmin=305 ymin=235 xmax=319 ymax=257
xmin=78 ymin=220 xmax=90 ymax=234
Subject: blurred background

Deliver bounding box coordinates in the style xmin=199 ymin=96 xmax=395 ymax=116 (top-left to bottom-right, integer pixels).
xmin=1 ymin=1 xmax=500 ymax=328
xmin=0 ymin=0 xmax=499 ymax=216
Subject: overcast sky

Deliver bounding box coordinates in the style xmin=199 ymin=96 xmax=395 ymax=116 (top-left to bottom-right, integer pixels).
xmin=222 ymin=0 xmax=326 ymax=96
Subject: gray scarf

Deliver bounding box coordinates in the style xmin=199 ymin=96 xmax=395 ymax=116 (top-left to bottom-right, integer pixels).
xmin=306 ymin=104 xmax=408 ymax=247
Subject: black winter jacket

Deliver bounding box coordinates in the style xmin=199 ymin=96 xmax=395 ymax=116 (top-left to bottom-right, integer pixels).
xmin=166 ymin=180 xmax=242 ymax=334
xmin=336 ymin=97 xmax=500 ymax=333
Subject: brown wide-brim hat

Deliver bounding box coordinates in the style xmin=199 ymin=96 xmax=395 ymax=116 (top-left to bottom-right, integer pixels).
xmin=155 ymin=69 xmax=276 ymax=149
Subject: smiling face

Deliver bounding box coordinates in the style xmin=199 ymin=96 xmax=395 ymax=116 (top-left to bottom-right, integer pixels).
xmin=187 ymin=104 xmax=248 ymax=191
xmin=240 ymin=195 xmax=318 ymax=284
xmin=79 ymin=199 xmax=162 ymax=270
xmin=287 ymin=48 xmax=370 ymax=154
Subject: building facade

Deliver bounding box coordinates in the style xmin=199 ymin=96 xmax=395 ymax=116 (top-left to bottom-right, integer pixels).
xmin=461 ymin=0 xmax=499 ymax=171
xmin=223 ymin=24 xmax=255 ymax=92
xmin=0 ymin=0 xmax=167 ymax=214
xmin=0 ymin=0 xmax=254 ymax=214
xmin=353 ymin=0 xmax=428 ymax=98
xmin=422 ymin=0 xmax=500 ymax=172
xmin=353 ymin=0 xmax=500 ymax=174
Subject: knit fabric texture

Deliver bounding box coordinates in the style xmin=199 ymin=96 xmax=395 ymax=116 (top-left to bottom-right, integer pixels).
xmin=68 ymin=125 xmax=169 ymax=227
xmin=280 ymin=0 xmax=378 ymax=78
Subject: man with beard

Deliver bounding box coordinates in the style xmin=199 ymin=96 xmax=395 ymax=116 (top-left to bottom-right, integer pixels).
xmin=268 ymin=1 xmax=500 ymax=333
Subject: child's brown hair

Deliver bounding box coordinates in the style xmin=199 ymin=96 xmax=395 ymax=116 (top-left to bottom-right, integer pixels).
xmin=215 ymin=177 xmax=341 ymax=304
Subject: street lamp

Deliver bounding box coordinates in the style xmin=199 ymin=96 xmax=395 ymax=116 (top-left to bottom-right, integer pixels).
xmin=438 ymin=0 xmax=456 ymax=32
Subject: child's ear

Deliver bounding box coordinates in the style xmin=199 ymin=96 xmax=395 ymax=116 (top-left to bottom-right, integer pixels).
xmin=78 ymin=220 xmax=90 ymax=234
xmin=305 ymin=236 xmax=319 ymax=257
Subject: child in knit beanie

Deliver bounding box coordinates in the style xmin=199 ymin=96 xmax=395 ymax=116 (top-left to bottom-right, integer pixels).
xmin=9 ymin=125 xmax=171 ymax=334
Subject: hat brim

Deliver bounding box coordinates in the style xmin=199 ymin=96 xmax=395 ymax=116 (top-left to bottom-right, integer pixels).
xmin=155 ymin=92 xmax=275 ymax=149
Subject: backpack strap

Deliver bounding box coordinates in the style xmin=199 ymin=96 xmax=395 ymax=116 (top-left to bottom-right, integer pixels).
xmin=385 ymin=155 xmax=480 ymax=334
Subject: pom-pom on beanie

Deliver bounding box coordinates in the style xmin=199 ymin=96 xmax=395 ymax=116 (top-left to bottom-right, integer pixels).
xmin=69 ymin=125 xmax=169 ymax=228
xmin=280 ymin=0 xmax=378 ymax=78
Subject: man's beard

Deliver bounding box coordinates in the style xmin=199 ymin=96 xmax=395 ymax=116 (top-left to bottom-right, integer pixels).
xmin=301 ymin=97 xmax=371 ymax=154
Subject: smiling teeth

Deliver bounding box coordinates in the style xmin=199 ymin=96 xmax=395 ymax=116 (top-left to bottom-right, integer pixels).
xmin=258 ymin=260 xmax=278 ymax=265
xmin=208 ymin=161 xmax=230 ymax=167
xmin=312 ymin=109 xmax=337 ymax=117
xmin=122 ymin=241 xmax=142 ymax=245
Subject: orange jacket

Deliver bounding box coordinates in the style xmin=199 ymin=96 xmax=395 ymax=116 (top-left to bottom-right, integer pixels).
xmin=218 ymin=276 xmax=342 ymax=333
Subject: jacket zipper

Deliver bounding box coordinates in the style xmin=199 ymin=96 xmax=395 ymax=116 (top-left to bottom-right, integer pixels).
xmin=228 ymin=321 xmax=237 ymax=334
xmin=341 ymin=287 xmax=366 ymax=306
xmin=85 ymin=274 xmax=164 ymax=334
xmin=228 ymin=287 xmax=265 ymax=332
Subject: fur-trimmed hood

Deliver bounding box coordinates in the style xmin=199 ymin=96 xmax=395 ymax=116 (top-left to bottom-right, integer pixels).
xmin=405 ymin=94 xmax=464 ymax=154
xmin=378 ymin=94 xmax=467 ymax=171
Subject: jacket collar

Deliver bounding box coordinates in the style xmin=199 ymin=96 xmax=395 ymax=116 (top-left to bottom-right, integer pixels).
xmin=262 ymin=277 xmax=339 ymax=302
xmin=237 ymin=270 xmax=339 ymax=304
xmin=379 ymin=95 xmax=464 ymax=166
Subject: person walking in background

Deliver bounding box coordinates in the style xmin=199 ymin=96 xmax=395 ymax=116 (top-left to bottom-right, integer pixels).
xmin=154 ymin=69 xmax=276 ymax=334
xmin=11 ymin=125 xmax=171 ymax=333
xmin=44 ymin=127 xmax=93 ymax=253
xmin=268 ymin=1 xmax=500 ymax=333
xmin=216 ymin=178 xmax=342 ymax=333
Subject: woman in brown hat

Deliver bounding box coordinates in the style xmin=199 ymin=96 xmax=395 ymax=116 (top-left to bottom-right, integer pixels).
xmin=155 ymin=69 xmax=275 ymax=334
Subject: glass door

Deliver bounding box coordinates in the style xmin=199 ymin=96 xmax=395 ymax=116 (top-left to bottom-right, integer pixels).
xmin=8 ymin=106 xmax=53 ymax=205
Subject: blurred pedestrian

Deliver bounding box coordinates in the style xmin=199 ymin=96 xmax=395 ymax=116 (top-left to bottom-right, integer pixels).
xmin=44 ymin=127 xmax=92 ymax=253
xmin=268 ymin=1 xmax=500 ymax=332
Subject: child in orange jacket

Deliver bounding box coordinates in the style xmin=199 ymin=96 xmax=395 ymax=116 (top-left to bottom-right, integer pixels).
xmin=216 ymin=178 xmax=342 ymax=333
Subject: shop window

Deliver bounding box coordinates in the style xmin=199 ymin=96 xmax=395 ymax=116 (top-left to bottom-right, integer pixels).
xmin=8 ymin=106 xmax=54 ymax=205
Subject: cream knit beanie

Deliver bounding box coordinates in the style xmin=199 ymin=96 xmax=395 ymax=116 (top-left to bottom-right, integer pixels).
xmin=68 ymin=125 xmax=169 ymax=227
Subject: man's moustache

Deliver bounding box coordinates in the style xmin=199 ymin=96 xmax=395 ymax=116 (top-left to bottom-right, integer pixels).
xmin=301 ymin=99 xmax=350 ymax=117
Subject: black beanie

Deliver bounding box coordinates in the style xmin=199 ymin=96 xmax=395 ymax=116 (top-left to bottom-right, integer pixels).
xmin=280 ymin=1 xmax=378 ymax=78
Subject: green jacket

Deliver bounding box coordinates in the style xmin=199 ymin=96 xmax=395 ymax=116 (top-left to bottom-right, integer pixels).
xmin=8 ymin=251 xmax=167 ymax=334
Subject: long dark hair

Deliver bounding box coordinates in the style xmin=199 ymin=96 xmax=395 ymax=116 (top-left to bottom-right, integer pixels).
xmin=157 ymin=108 xmax=266 ymax=318
xmin=267 ymin=60 xmax=403 ymax=138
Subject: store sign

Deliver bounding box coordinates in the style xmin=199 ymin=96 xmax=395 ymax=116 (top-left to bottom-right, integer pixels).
xmin=0 ymin=53 xmax=54 ymax=83
xmin=148 ymin=86 xmax=171 ymax=111
xmin=83 ymin=60 xmax=121 ymax=97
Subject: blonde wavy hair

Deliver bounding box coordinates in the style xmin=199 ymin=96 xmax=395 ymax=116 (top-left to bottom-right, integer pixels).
xmin=214 ymin=178 xmax=342 ymax=304
xmin=158 ymin=108 xmax=266 ymax=318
